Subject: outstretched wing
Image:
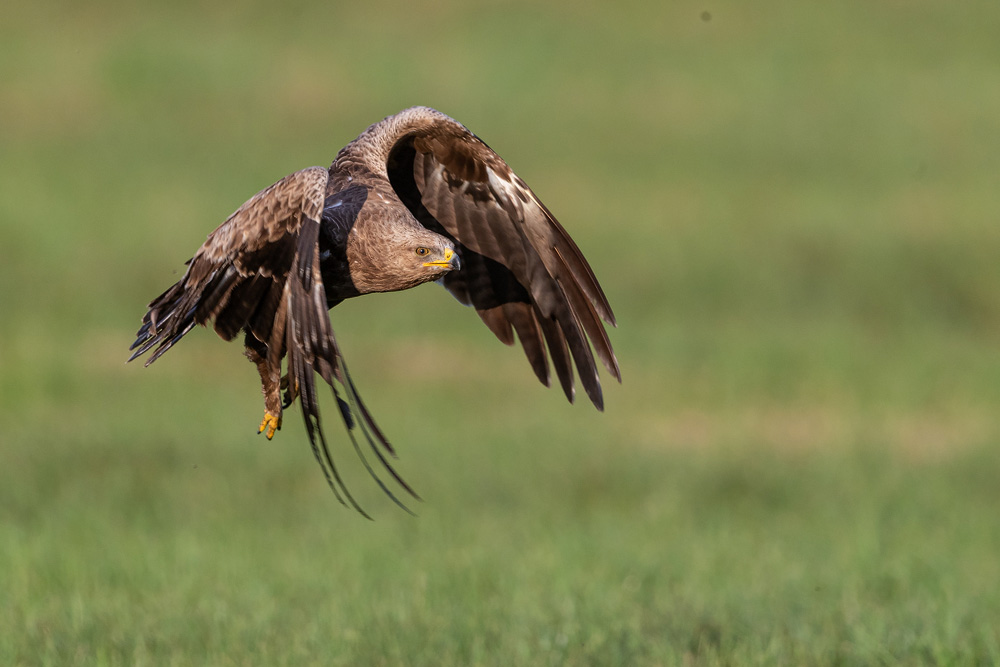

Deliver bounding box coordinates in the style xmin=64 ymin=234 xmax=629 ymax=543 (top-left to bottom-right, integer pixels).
xmin=129 ymin=166 xmax=414 ymax=515
xmin=386 ymin=120 xmax=620 ymax=409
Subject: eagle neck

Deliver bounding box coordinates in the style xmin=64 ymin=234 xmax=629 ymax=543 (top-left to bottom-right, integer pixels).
xmin=329 ymin=106 xmax=455 ymax=187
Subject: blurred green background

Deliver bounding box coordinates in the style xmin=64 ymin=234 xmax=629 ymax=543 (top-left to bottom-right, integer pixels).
xmin=3 ymin=0 xmax=1000 ymax=664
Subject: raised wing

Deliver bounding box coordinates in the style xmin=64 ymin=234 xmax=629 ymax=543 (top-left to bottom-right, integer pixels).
xmin=386 ymin=122 xmax=620 ymax=409
xmin=129 ymin=167 xmax=414 ymax=515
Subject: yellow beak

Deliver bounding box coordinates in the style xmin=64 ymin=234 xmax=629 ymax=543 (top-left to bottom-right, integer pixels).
xmin=423 ymin=247 xmax=461 ymax=270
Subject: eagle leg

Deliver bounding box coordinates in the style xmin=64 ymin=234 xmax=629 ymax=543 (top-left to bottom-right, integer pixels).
xmin=245 ymin=331 xmax=283 ymax=439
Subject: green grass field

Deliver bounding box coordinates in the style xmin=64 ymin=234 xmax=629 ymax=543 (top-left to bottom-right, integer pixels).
xmin=4 ymin=0 xmax=1000 ymax=664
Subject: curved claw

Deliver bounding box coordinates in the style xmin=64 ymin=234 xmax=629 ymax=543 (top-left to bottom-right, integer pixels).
xmin=258 ymin=411 xmax=282 ymax=439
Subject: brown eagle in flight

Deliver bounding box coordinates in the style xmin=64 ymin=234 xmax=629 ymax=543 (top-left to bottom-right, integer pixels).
xmin=129 ymin=107 xmax=619 ymax=516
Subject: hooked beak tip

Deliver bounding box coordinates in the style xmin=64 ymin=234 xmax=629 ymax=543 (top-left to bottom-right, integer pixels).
xmin=423 ymin=247 xmax=461 ymax=271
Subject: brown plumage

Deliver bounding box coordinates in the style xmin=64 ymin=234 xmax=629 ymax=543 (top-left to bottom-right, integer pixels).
xmin=129 ymin=106 xmax=620 ymax=516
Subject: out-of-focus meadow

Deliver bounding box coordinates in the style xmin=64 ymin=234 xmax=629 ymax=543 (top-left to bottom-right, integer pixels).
xmin=3 ymin=0 xmax=1000 ymax=663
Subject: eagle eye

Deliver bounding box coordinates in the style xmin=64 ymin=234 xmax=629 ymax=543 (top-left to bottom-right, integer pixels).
xmin=415 ymin=247 xmax=430 ymax=257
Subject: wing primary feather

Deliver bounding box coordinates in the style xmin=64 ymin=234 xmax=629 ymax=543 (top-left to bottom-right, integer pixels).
xmin=285 ymin=304 xmax=341 ymax=504
xmin=531 ymin=196 xmax=617 ymax=327
xmin=336 ymin=396 xmax=356 ymax=429
xmin=334 ymin=362 xmax=404 ymax=496
xmin=353 ymin=394 xmax=396 ymax=457
xmin=335 ymin=396 xmax=418 ymax=516
xmin=338 ymin=359 xmax=421 ymax=500
xmin=477 ymin=306 xmax=515 ymax=345
xmin=312 ymin=415 xmax=373 ymax=520
xmin=537 ymin=314 xmax=575 ymax=403
xmin=127 ymin=335 xmax=157 ymax=362
xmin=130 ymin=322 xmax=152 ymax=350
xmin=326 ymin=355 xmax=419 ymax=509
xmin=551 ymin=295 xmax=604 ymax=411
xmin=320 ymin=307 xmax=401 ymax=459
xmin=128 ymin=284 xmax=198 ymax=365
xmin=503 ymin=302 xmax=550 ymax=386
xmin=553 ymin=247 xmax=621 ymax=382
xmin=296 ymin=334 xmax=372 ymax=519
xmin=143 ymin=320 xmax=197 ymax=366
xmin=285 ymin=256 xmax=372 ymax=519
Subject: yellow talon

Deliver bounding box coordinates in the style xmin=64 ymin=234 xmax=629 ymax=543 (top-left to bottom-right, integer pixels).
xmin=258 ymin=411 xmax=281 ymax=439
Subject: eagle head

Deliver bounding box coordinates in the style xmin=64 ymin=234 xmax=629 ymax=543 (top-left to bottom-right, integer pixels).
xmin=348 ymin=225 xmax=460 ymax=294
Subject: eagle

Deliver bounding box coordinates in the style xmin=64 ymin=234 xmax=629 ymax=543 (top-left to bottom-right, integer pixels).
xmin=129 ymin=107 xmax=620 ymax=516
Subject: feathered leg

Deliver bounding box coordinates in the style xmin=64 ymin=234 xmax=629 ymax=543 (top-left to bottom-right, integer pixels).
xmin=245 ymin=331 xmax=283 ymax=439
